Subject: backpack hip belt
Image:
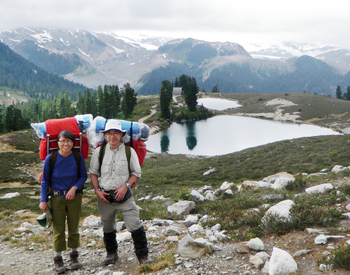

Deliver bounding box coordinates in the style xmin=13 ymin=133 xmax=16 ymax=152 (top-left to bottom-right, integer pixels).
xmin=48 ymin=189 xmax=83 ymax=196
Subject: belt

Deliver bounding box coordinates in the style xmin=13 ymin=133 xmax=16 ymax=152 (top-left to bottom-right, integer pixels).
xmin=48 ymin=189 xmax=83 ymax=196
xmin=99 ymin=188 xmax=117 ymax=195
xmin=101 ymin=188 xmax=132 ymax=203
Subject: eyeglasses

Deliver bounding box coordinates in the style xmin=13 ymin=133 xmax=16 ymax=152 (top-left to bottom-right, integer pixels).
xmin=105 ymin=131 xmax=122 ymax=136
xmin=58 ymin=139 xmax=73 ymax=144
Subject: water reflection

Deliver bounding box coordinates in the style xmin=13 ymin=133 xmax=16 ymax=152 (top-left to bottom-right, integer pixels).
xmin=160 ymin=134 xmax=170 ymax=153
xmin=185 ymin=121 xmax=197 ymax=150
xmin=146 ymin=115 xmax=341 ymax=156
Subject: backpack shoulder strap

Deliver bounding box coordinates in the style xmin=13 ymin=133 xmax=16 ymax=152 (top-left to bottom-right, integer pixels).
xmin=98 ymin=142 xmax=107 ymax=175
xmin=49 ymin=150 xmax=58 ymax=187
xmin=125 ymin=145 xmax=131 ymax=175
xmin=72 ymin=150 xmax=81 ymax=178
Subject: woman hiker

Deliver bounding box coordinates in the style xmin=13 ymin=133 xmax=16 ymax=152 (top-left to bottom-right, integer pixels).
xmin=39 ymin=130 xmax=87 ymax=274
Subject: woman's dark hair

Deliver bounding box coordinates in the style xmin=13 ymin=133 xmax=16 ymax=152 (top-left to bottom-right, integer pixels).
xmin=57 ymin=130 xmax=75 ymax=147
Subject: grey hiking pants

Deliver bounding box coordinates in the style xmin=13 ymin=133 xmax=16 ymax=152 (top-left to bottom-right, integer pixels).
xmin=97 ymin=195 xmax=142 ymax=233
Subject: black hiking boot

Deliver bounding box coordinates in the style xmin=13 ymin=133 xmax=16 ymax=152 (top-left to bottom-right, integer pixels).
xmin=70 ymin=251 xmax=82 ymax=270
xmin=53 ymin=255 xmax=66 ymax=274
xmin=138 ymin=257 xmax=153 ymax=265
xmin=103 ymin=252 xmax=118 ymax=265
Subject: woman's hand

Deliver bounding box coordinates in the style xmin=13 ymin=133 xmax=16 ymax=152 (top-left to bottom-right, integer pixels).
xmin=39 ymin=202 xmax=47 ymax=212
xmin=66 ymin=187 xmax=76 ymax=200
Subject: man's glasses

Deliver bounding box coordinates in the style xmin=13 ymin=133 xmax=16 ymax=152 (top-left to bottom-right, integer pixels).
xmin=105 ymin=131 xmax=122 ymax=136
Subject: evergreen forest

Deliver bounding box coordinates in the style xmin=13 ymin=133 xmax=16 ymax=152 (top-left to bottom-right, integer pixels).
xmin=0 ymin=42 xmax=86 ymax=100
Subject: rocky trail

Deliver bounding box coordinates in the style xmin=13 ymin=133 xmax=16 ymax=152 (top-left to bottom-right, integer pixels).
xmin=1 ymin=209 xmax=350 ymax=275
xmin=2 ymin=100 xmax=350 ymax=275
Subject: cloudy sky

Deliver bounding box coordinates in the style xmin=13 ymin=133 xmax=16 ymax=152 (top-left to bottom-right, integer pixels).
xmin=1 ymin=0 xmax=350 ymax=50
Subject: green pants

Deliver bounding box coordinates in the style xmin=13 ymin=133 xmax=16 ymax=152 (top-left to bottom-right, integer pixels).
xmin=51 ymin=193 xmax=82 ymax=252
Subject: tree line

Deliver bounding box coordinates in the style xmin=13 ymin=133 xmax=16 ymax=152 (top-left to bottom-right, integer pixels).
xmin=0 ymin=73 xmax=215 ymax=133
xmin=0 ymin=83 xmax=137 ymax=133
xmin=160 ymin=74 xmax=213 ymax=121
xmin=335 ymin=86 xmax=350 ymax=100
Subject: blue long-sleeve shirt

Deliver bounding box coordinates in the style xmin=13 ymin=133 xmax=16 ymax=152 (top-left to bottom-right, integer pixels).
xmin=40 ymin=151 xmax=87 ymax=202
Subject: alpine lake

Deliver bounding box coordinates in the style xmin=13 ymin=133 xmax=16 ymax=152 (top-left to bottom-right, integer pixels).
xmin=145 ymin=98 xmax=341 ymax=157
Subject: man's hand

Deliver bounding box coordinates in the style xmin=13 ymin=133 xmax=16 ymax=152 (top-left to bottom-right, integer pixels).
xmin=113 ymin=184 xmax=128 ymax=201
xmin=95 ymin=189 xmax=111 ymax=204
xmin=91 ymin=173 xmax=110 ymax=204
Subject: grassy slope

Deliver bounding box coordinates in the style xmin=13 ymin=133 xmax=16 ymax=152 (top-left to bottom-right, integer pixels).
xmin=1 ymin=92 xmax=350 ymax=238
xmin=209 ymin=92 xmax=350 ymax=129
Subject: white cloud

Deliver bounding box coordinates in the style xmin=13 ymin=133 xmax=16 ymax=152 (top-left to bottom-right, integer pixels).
xmin=1 ymin=0 xmax=350 ymax=49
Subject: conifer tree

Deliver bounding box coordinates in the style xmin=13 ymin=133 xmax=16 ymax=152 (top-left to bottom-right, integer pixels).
xmin=110 ymin=85 xmax=121 ymax=118
xmin=122 ymin=83 xmax=137 ymax=119
xmin=0 ymin=107 xmax=4 ymax=133
xmin=336 ymin=86 xmax=342 ymax=99
xmin=344 ymin=86 xmax=350 ymax=101
xmin=160 ymin=80 xmax=172 ymax=119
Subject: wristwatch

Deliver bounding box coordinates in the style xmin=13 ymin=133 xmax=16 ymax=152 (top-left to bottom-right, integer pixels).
xmin=125 ymin=183 xmax=131 ymax=189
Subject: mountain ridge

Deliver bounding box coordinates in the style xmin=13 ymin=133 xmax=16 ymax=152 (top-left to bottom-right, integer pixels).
xmin=1 ymin=27 xmax=350 ymax=96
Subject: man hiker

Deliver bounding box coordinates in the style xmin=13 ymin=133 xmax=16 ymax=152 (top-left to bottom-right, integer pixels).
xmin=89 ymin=119 xmax=153 ymax=265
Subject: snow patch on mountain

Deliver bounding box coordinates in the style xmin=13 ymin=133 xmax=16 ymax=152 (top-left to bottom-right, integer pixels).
xmin=248 ymin=42 xmax=340 ymax=60
xmin=29 ymin=30 xmax=55 ymax=44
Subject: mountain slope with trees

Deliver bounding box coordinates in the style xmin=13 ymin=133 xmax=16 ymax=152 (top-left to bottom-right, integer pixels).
xmin=0 ymin=41 xmax=87 ymax=100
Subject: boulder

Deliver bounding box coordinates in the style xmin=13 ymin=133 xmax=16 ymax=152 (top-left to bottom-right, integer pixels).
xmin=236 ymin=243 xmax=250 ymax=254
xmin=13 ymin=222 xmax=44 ymax=234
xmin=205 ymin=192 xmax=216 ymax=201
xmin=307 ymin=172 xmax=327 ymax=178
xmin=167 ymin=201 xmax=195 ymax=216
xmin=250 ymin=254 xmax=264 ymax=268
xmin=82 ymin=215 xmax=102 ymax=228
xmin=305 ymin=183 xmax=333 ymax=194
xmin=152 ymin=195 xmax=168 ymax=201
xmin=203 ymin=168 xmax=216 ymax=176
xmin=165 ymin=226 xmax=182 ymax=236
xmin=293 ymin=249 xmax=312 ymax=257
xmin=255 ymin=251 xmax=270 ymax=262
xmin=331 ymin=165 xmax=350 ymax=173
xmin=262 ymin=200 xmax=295 ymax=223
xmin=315 ymin=234 xmax=345 ymax=245
xmin=240 ymin=180 xmax=272 ymax=192
xmin=247 ymin=237 xmax=265 ymax=251
xmin=263 ymin=172 xmax=294 ymax=184
xmin=0 ymin=192 xmax=20 ymax=199
xmin=213 ymin=189 xmax=223 ymax=196
xmin=178 ymin=234 xmax=214 ymax=258
xmin=116 ymin=232 xmax=132 ymax=242
xmin=272 ymin=177 xmax=295 ymax=190
xmin=268 ymin=247 xmax=298 ymax=274
xmin=220 ymin=181 xmax=234 ymax=190
xmin=185 ymin=214 xmax=199 ymax=224
xmin=188 ymin=224 xmax=204 ymax=235
xmin=240 ymin=180 xmax=260 ymax=192
xmin=190 ymin=190 xmax=205 ymax=202
xmin=222 ymin=189 xmax=233 ymax=198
